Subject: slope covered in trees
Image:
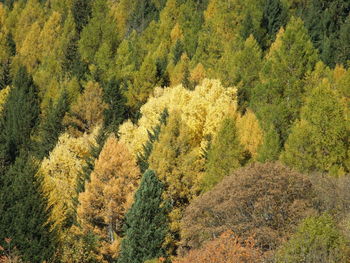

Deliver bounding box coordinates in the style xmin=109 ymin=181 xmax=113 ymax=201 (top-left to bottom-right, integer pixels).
xmin=0 ymin=0 xmax=349 ymax=262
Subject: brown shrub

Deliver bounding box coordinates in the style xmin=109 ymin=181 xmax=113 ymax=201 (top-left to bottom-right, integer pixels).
xmin=174 ymin=230 xmax=263 ymax=263
xmin=180 ymin=162 xmax=316 ymax=254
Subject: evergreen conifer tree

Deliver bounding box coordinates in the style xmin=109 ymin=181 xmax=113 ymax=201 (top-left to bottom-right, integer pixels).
xmin=102 ymin=78 xmax=129 ymax=132
xmin=0 ymin=153 xmax=56 ymax=262
xmin=71 ymin=0 xmax=92 ymax=34
xmin=260 ymin=0 xmax=288 ymax=49
xmin=0 ymin=66 xmax=40 ymax=165
xmin=36 ymin=90 xmax=69 ymax=159
xmin=118 ymin=170 xmax=168 ymax=263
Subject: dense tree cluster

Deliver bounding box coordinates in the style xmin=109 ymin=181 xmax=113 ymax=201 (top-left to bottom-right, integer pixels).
xmin=0 ymin=0 xmax=349 ymax=262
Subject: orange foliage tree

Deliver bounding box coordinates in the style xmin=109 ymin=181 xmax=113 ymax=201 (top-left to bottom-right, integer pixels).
xmin=174 ymin=230 xmax=263 ymax=263
xmin=77 ymin=134 xmax=140 ymax=261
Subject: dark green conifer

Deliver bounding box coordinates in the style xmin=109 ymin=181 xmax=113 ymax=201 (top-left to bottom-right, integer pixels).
xmin=102 ymin=78 xmax=129 ymax=132
xmin=118 ymin=170 xmax=168 ymax=263
xmin=36 ymin=90 xmax=69 ymax=159
xmin=260 ymin=0 xmax=288 ymax=48
xmin=0 ymin=153 xmax=56 ymax=262
xmin=0 ymin=66 xmax=40 ymax=165
xmin=71 ymin=0 xmax=92 ymax=34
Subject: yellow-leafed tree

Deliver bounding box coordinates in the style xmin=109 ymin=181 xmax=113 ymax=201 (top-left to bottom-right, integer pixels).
xmin=0 ymin=85 xmax=11 ymax=115
xmin=77 ymin=134 xmax=140 ymax=262
xmin=236 ymin=109 xmax=264 ymax=159
xmin=37 ymin=128 xmax=98 ymax=236
xmin=149 ymin=111 xmax=204 ymax=254
xmin=119 ymin=79 xmax=237 ymax=157
xmin=64 ymin=81 xmax=108 ymax=137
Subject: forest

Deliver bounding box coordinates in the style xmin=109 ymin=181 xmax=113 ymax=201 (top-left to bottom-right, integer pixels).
xmin=0 ymin=0 xmax=349 ymax=262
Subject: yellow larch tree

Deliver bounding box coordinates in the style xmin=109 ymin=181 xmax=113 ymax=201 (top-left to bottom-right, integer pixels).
xmin=0 ymin=85 xmax=11 ymax=115
xmin=77 ymin=134 xmax=140 ymax=262
xmin=236 ymin=109 xmax=264 ymax=159
xmin=64 ymin=81 xmax=108 ymax=137
xmin=119 ymin=79 xmax=237 ymax=157
xmin=37 ymin=128 xmax=99 ymax=237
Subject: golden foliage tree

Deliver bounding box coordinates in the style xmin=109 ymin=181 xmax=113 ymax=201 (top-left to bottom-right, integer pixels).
xmin=119 ymin=79 xmax=237 ymax=157
xmin=37 ymin=129 xmax=98 ymax=236
xmin=236 ymin=109 xmax=264 ymax=159
xmin=64 ymin=81 xmax=108 ymax=137
xmin=0 ymin=86 xmax=10 ymax=115
xmin=148 ymin=111 xmax=204 ymax=254
xmin=77 ymin=134 xmax=140 ymax=262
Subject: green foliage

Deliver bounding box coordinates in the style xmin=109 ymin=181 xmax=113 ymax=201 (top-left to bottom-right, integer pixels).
xmin=0 ymin=66 xmax=39 ymax=164
xmin=301 ymin=0 xmax=350 ymax=67
xmin=102 ymin=78 xmax=129 ymax=132
xmin=36 ymin=90 xmax=69 ymax=159
xmin=257 ymin=124 xmax=281 ymax=162
xmin=71 ymin=0 xmax=92 ymax=34
xmin=202 ymin=115 xmax=245 ymax=192
xmin=281 ymin=82 xmax=349 ymax=175
xmin=232 ymin=35 xmax=262 ymax=112
xmin=0 ymin=153 xmax=56 ymax=262
xmin=337 ymin=16 xmax=350 ymax=66
xmin=276 ymin=214 xmax=350 ymax=263
xmin=259 ymin=0 xmax=288 ymax=48
xmin=78 ymin=0 xmax=118 ymax=80
xmin=118 ymin=170 xmax=168 ymax=263
xmin=1 ymin=0 xmax=350 ymax=261
xmin=252 ymin=17 xmax=318 ymax=147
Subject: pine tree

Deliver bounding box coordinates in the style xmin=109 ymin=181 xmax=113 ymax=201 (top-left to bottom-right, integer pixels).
xmin=202 ymin=115 xmax=245 ymax=191
xmin=78 ymin=0 xmax=118 ymax=70
xmin=0 ymin=153 xmax=56 ymax=262
xmin=257 ymin=124 xmax=281 ymax=162
xmin=0 ymin=66 xmax=39 ymax=165
xmin=259 ymin=0 xmax=288 ymax=49
xmin=231 ymin=35 xmax=262 ymax=112
xmin=36 ymin=90 xmax=69 ymax=159
xmin=301 ymin=0 xmax=350 ymax=66
xmin=102 ymin=78 xmax=128 ymax=132
xmin=118 ymin=170 xmax=168 ymax=263
xmin=148 ymin=112 xmax=204 ymax=254
xmin=71 ymin=0 xmax=92 ymax=34
xmin=336 ymin=16 xmax=350 ymax=66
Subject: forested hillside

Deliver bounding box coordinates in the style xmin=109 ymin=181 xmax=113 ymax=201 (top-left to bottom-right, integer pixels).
xmin=0 ymin=0 xmax=349 ymax=262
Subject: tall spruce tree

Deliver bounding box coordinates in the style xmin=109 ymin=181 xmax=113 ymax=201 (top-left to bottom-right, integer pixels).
xmin=71 ymin=0 xmax=92 ymax=34
xmin=36 ymin=90 xmax=69 ymax=159
xmin=118 ymin=170 xmax=168 ymax=263
xmin=0 ymin=153 xmax=56 ymax=262
xmin=0 ymin=66 xmax=40 ymax=165
xmin=301 ymin=0 xmax=350 ymax=66
xmin=102 ymin=78 xmax=129 ymax=132
xmin=259 ymin=0 xmax=288 ymax=49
